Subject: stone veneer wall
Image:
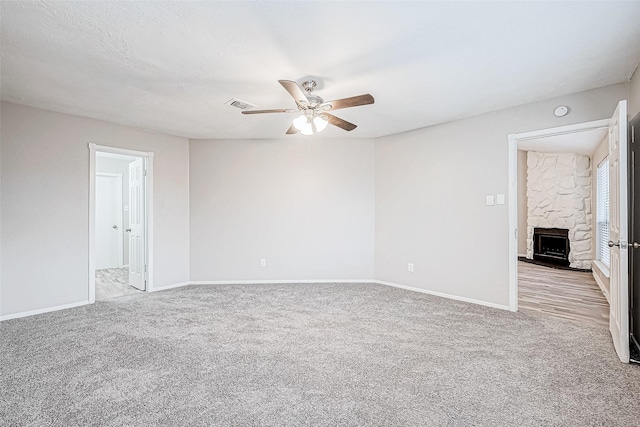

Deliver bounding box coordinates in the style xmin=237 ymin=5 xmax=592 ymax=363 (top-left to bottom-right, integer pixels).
xmin=526 ymin=152 xmax=592 ymax=269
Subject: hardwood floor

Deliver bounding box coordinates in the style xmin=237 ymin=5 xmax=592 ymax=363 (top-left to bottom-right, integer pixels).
xmin=518 ymin=261 xmax=609 ymax=326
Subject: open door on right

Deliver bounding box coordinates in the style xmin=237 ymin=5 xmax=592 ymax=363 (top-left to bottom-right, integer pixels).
xmin=629 ymin=111 xmax=640 ymax=362
xmin=128 ymin=157 xmax=146 ymax=291
xmin=608 ymin=100 xmax=629 ymax=363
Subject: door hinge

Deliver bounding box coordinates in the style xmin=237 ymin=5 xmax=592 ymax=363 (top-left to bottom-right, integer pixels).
xmin=144 ymin=265 xmax=147 ymax=272
xmin=632 ymin=125 xmax=635 ymax=144
xmin=143 ymin=168 xmax=147 ymax=176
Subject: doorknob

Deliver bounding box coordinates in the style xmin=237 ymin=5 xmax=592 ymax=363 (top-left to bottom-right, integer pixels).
xmin=609 ymin=240 xmax=631 ymax=249
xmin=112 ymin=225 xmax=118 ymax=230
xmin=125 ymin=228 xmax=131 ymax=232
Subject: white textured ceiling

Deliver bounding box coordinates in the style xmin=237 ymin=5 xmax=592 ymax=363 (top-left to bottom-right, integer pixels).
xmin=2 ymin=1 xmax=640 ymax=139
xmin=518 ymin=127 xmax=608 ymax=155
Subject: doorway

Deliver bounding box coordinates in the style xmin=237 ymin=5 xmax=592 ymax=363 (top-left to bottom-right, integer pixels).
xmin=508 ymin=101 xmax=630 ymax=363
xmin=515 ymin=126 xmax=610 ymax=325
xmin=89 ymin=144 xmax=154 ymax=302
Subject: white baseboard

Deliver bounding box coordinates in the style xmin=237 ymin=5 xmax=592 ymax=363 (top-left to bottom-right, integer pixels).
xmin=0 ymin=279 xmax=509 ymax=322
xmin=592 ymin=271 xmax=611 ymax=304
xmin=374 ymin=280 xmax=511 ymax=311
xmin=0 ymin=300 xmax=90 ymax=322
xmin=517 ymin=253 xmax=527 ymax=258
xmin=190 ymin=279 xmax=508 ymax=311
xmin=190 ymin=279 xmax=374 ymax=285
xmin=151 ymin=282 xmax=191 ymax=292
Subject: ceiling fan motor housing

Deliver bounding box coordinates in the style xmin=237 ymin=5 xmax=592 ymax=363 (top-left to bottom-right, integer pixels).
xmin=302 ymin=80 xmax=317 ymax=93
xmin=305 ymin=95 xmax=324 ymax=108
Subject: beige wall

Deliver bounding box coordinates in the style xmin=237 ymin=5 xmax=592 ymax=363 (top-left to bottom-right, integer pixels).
xmin=517 ymin=150 xmax=528 ymax=255
xmin=0 ymin=80 xmax=632 ymax=316
xmin=189 ymin=138 xmax=375 ymax=282
xmin=0 ymin=102 xmax=190 ymax=316
xmin=375 ymin=83 xmax=628 ymax=307
xmin=630 ymin=66 xmax=640 ymax=120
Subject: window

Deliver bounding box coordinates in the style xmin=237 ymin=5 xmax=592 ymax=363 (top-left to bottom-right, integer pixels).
xmin=596 ymin=158 xmax=610 ymax=267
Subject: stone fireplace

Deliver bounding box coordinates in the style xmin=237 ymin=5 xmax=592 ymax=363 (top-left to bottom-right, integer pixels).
xmin=526 ymin=152 xmax=592 ymax=270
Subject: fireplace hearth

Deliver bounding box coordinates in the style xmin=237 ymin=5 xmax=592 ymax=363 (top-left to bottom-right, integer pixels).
xmin=533 ymin=227 xmax=570 ymax=266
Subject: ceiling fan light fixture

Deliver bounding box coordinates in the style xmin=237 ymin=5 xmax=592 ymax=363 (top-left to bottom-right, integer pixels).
xmin=293 ymin=114 xmax=308 ymax=131
xmin=314 ymin=115 xmax=328 ymax=132
xmin=245 ymin=79 xmax=374 ymax=135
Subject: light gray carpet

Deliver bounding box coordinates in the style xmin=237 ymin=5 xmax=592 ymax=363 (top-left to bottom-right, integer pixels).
xmin=2 ymin=283 xmax=640 ymax=426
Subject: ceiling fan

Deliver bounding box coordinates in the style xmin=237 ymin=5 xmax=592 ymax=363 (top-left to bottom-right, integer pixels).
xmin=242 ymin=79 xmax=374 ymax=135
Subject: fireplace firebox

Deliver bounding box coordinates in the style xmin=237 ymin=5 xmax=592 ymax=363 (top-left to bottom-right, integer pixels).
xmin=533 ymin=227 xmax=570 ymax=266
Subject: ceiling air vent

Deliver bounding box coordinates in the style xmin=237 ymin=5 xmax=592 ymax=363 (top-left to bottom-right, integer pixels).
xmin=225 ymin=98 xmax=256 ymax=110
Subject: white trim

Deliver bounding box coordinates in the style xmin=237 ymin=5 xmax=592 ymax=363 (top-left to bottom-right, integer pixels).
xmin=593 ymin=268 xmax=611 ymax=304
xmin=507 ymin=118 xmax=610 ymax=313
xmin=151 ymin=282 xmax=191 ymax=292
xmin=145 ymin=156 xmax=154 ymax=292
xmin=508 ymin=133 xmax=519 ymax=312
xmin=511 ymin=119 xmax=610 ymax=142
xmin=374 ymin=280 xmax=511 ymax=311
xmin=90 ymin=143 xmax=151 ymax=158
xmin=517 ymin=253 xmax=527 ymax=258
xmin=0 ymin=300 xmax=89 ymax=322
xmin=89 ymin=143 xmax=154 ymax=303
xmin=190 ymin=279 xmax=374 ymax=285
xmin=89 ymin=147 xmax=96 ymax=303
xmin=593 ymin=259 xmax=610 ymax=278
xmin=0 ymin=278 xmax=510 ymax=321
xmin=190 ymin=279 xmax=509 ymax=311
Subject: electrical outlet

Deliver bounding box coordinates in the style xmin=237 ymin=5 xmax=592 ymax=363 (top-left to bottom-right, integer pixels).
xmin=260 ymin=258 xmax=266 ymax=267
xmin=408 ymin=263 xmax=414 ymax=272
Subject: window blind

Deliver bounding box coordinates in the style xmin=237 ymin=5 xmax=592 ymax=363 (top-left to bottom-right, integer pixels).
xmin=596 ymin=159 xmax=610 ymax=267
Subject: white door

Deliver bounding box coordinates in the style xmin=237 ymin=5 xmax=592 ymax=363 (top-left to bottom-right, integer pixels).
xmin=95 ymin=174 xmax=123 ymax=270
xmin=608 ymin=100 xmax=629 ymax=363
xmin=128 ymin=158 xmax=146 ymax=290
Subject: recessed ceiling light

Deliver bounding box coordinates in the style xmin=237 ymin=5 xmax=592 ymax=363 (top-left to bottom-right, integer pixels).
xmin=554 ymin=105 xmax=569 ymax=117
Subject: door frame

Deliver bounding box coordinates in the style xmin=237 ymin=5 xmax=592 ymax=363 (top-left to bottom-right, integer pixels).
xmin=95 ymin=172 xmax=124 ymax=269
xmin=507 ymin=118 xmax=610 ymax=312
xmin=88 ymin=143 xmax=155 ymax=303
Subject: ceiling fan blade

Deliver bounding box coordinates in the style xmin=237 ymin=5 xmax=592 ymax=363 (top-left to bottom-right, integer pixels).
xmin=321 ymin=94 xmax=374 ymax=111
xmin=286 ymin=124 xmax=298 ymax=135
xmin=279 ymin=80 xmax=309 ymax=107
xmin=242 ymin=109 xmax=296 ymax=115
xmin=324 ymin=113 xmax=357 ymax=131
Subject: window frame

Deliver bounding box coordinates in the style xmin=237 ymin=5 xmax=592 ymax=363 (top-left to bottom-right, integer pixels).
xmin=596 ymin=157 xmax=610 ymax=268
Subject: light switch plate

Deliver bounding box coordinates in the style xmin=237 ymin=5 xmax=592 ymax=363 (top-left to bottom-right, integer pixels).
xmin=496 ymin=194 xmax=505 ymax=205
xmin=485 ymin=195 xmax=494 ymax=206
